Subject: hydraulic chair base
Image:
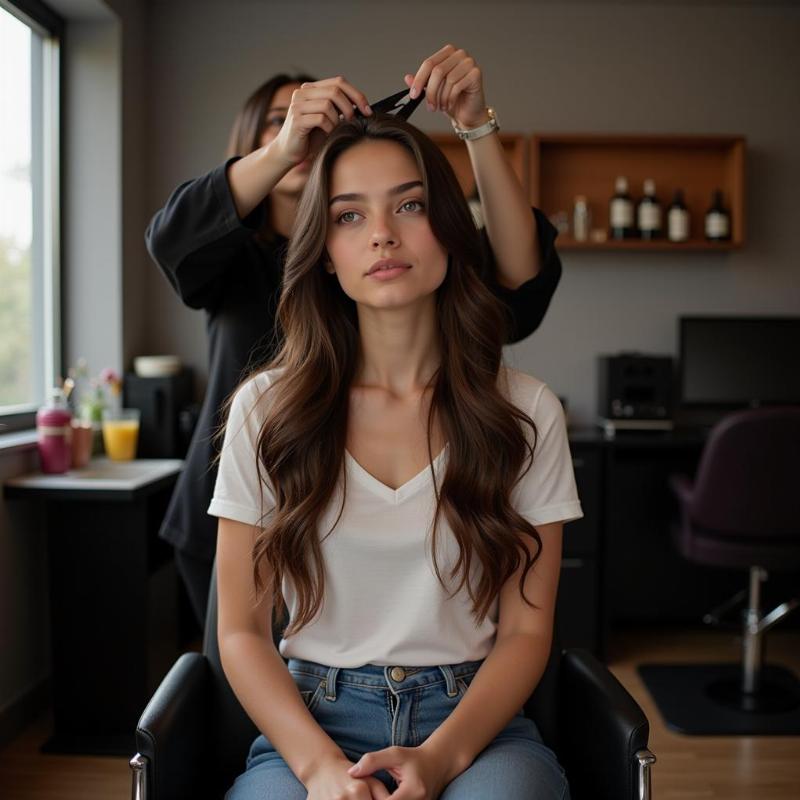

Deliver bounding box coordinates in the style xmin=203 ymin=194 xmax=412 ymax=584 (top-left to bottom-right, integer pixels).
xmin=638 ymin=662 xmax=800 ymax=735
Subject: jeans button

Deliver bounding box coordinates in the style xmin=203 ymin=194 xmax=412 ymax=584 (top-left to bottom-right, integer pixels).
xmin=390 ymin=666 xmax=406 ymax=682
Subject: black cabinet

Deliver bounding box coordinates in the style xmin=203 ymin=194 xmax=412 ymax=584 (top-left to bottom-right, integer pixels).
xmin=557 ymin=445 xmax=602 ymax=656
xmin=567 ymin=448 xmax=602 ymax=555
xmin=4 ymin=459 xmax=183 ymax=756
xmin=557 ymin=555 xmax=600 ymax=654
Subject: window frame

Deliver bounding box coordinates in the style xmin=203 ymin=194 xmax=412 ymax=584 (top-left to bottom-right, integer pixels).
xmin=0 ymin=0 xmax=63 ymax=435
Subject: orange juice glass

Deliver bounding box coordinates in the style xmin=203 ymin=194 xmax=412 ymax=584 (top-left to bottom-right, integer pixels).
xmin=101 ymin=408 xmax=141 ymax=461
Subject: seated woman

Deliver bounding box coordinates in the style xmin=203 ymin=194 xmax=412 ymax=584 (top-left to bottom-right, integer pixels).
xmin=208 ymin=107 xmax=583 ymax=799
xmin=146 ymin=45 xmax=564 ymax=630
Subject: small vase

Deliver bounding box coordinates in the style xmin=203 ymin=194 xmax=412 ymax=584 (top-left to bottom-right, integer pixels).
xmin=70 ymin=419 xmax=94 ymax=468
xmin=79 ymin=405 xmax=106 ymax=457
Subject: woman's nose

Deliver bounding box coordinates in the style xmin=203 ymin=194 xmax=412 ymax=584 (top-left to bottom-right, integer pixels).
xmin=370 ymin=218 xmax=398 ymax=249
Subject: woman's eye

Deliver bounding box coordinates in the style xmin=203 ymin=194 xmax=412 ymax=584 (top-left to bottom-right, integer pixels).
xmin=335 ymin=200 xmax=425 ymax=225
xmin=267 ymin=116 xmax=285 ymax=128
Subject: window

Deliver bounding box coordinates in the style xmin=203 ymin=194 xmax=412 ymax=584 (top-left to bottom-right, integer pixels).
xmin=0 ymin=0 xmax=61 ymax=434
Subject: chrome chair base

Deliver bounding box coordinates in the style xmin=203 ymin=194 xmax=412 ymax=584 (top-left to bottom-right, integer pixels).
xmin=705 ymin=672 xmax=800 ymax=714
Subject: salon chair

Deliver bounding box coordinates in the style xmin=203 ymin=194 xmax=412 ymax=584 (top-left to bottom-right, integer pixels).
xmin=131 ymin=563 xmax=655 ymax=799
xmin=639 ymin=405 xmax=800 ymax=734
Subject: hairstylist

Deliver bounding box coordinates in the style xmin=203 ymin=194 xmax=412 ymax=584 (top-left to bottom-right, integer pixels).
xmin=145 ymin=44 xmax=564 ymax=630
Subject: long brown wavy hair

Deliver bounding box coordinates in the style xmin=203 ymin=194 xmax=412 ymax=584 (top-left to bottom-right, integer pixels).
xmin=220 ymin=113 xmax=542 ymax=637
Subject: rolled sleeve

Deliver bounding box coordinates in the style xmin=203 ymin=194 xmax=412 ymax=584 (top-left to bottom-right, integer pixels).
xmin=511 ymin=383 xmax=584 ymax=527
xmin=207 ymin=373 xmax=276 ymax=527
xmin=145 ymin=157 xmax=267 ymax=310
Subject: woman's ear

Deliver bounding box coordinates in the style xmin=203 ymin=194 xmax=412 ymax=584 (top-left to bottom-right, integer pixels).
xmin=323 ymin=252 xmax=335 ymax=274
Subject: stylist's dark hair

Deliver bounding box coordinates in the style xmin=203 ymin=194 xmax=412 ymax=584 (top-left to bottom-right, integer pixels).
xmin=217 ymin=114 xmax=541 ymax=637
xmin=226 ymin=73 xmax=317 ymax=244
xmin=225 ymin=72 xmax=318 ymax=158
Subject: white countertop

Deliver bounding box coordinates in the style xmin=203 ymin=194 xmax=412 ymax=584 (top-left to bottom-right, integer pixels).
xmin=5 ymin=457 xmax=184 ymax=491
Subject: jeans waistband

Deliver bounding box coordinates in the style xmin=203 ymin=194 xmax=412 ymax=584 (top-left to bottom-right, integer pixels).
xmin=286 ymin=657 xmax=484 ymax=701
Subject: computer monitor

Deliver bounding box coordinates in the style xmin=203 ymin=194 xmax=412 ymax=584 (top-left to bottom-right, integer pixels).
xmin=678 ymin=316 xmax=800 ymax=410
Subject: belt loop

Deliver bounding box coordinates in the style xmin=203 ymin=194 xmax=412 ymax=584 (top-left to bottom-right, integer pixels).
xmin=438 ymin=665 xmax=458 ymax=697
xmin=324 ymin=666 xmax=340 ymax=701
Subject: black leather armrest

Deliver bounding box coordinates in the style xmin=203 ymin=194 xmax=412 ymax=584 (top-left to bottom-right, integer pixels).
xmin=669 ymin=473 xmax=693 ymax=506
xmin=558 ymin=649 xmax=650 ymax=800
xmin=135 ymin=652 xmax=210 ymax=800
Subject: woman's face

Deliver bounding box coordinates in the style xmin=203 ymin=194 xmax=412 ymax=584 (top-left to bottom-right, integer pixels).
xmin=324 ymin=139 xmax=448 ymax=310
xmin=259 ymin=82 xmax=311 ymax=194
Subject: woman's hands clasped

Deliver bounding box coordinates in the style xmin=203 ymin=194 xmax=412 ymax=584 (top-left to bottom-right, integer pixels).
xmin=348 ymin=744 xmax=451 ymax=800
xmin=269 ymin=77 xmax=373 ymax=169
xmin=304 ymin=745 xmax=449 ymax=800
xmin=305 ymin=752 xmax=392 ymax=800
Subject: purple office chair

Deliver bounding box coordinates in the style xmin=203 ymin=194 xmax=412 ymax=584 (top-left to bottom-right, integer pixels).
xmin=639 ymin=405 xmax=800 ymax=734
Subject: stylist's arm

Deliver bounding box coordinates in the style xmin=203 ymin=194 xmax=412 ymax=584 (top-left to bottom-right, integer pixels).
xmin=226 ymin=77 xmax=373 ymax=220
xmin=404 ymin=44 xmax=540 ymax=290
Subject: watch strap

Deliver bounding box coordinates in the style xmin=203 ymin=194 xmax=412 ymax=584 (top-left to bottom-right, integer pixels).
xmin=451 ymin=108 xmax=499 ymax=141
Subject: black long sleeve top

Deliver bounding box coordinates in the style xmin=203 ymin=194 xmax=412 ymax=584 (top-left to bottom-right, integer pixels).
xmin=145 ymin=157 xmax=563 ymax=560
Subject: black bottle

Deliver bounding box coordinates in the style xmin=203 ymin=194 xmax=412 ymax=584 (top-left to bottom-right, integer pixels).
xmin=637 ymin=179 xmax=663 ymax=240
xmin=609 ymin=176 xmax=636 ymax=239
xmin=704 ymin=189 xmax=731 ymax=241
xmin=667 ymin=189 xmax=690 ymax=242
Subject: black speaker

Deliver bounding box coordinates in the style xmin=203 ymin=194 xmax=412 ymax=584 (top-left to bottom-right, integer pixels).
xmin=597 ymin=353 xmax=674 ymax=432
xmin=123 ymin=368 xmax=194 ymax=458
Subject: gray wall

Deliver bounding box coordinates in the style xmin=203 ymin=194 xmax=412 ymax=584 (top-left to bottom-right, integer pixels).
xmin=143 ymin=0 xmax=800 ymax=424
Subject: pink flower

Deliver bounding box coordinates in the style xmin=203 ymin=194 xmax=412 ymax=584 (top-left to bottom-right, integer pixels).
xmin=99 ymin=367 xmax=122 ymax=397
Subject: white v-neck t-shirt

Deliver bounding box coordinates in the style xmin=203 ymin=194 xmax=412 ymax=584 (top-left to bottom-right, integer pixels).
xmin=208 ymin=365 xmax=583 ymax=667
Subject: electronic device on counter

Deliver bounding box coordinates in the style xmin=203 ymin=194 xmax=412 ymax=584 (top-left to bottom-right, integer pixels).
xmin=123 ymin=367 xmax=195 ymax=458
xmin=597 ymin=353 xmax=674 ymax=437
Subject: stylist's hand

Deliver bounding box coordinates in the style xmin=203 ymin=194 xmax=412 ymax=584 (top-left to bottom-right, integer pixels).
xmin=305 ymin=752 xmax=392 ymax=800
xmin=404 ymin=44 xmax=488 ymax=129
xmin=348 ymin=745 xmax=451 ymax=799
xmin=270 ymin=77 xmax=372 ymax=169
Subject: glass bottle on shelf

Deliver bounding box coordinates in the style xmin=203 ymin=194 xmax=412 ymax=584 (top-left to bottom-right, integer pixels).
xmin=573 ymin=196 xmax=591 ymax=242
xmin=705 ymin=189 xmax=731 ymax=241
xmin=609 ymin=176 xmax=636 ymax=239
xmin=637 ymin=178 xmax=663 ymax=240
xmin=667 ymin=189 xmax=690 ymax=242
xmin=548 ymin=210 xmax=570 ymax=238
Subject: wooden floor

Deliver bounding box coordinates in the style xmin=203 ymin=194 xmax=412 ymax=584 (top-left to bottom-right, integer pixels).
xmin=0 ymin=626 xmax=798 ymax=799
xmin=606 ymin=625 xmax=800 ymax=799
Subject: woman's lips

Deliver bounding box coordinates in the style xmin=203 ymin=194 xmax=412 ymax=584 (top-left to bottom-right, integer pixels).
xmin=368 ymin=265 xmax=412 ymax=281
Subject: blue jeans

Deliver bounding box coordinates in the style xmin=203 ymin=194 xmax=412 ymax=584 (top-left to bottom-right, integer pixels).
xmin=225 ymin=657 xmax=570 ymax=799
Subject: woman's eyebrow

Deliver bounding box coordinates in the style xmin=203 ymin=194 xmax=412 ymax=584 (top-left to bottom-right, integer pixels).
xmin=329 ymin=180 xmax=423 ymax=207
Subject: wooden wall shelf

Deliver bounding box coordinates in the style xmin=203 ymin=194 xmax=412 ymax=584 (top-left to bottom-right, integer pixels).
xmin=428 ymin=132 xmax=527 ymax=198
xmin=530 ymin=134 xmax=746 ymax=251
xmin=557 ymin=238 xmax=739 ymax=253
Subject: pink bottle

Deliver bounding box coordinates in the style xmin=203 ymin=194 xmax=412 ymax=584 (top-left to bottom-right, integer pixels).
xmin=37 ymin=388 xmax=73 ymax=474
